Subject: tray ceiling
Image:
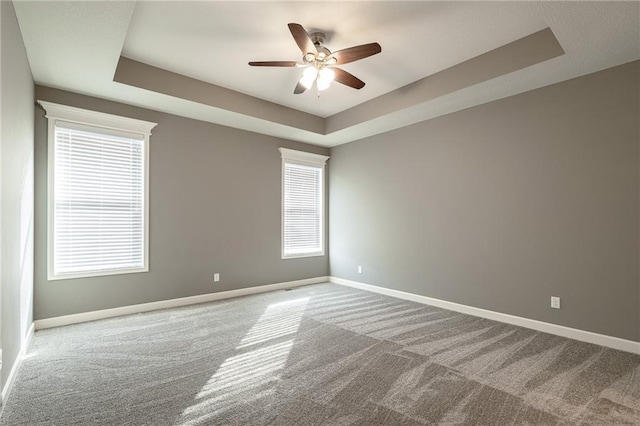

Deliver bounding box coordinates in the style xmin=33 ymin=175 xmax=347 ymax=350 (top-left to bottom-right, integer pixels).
xmin=14 ymin=1 xmax=640 ymax=147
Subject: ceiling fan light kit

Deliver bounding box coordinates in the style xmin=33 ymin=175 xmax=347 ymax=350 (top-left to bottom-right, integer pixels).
xmin=300 ymin=66 xmax=318 ymax=89
xmin=249 ymin=23 xmax=381 ymax=95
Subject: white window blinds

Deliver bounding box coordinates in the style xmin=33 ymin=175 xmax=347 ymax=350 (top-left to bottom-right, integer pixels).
xmin=279 ymin=148 xmax=329 ymax=259
xmin=40 ymin=101 xmax=156 ymax=280
xmin=54 ymin=124 xmax=145 ymax=276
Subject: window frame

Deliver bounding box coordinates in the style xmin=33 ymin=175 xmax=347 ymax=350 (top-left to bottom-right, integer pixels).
xmin=278 ymin=147 xmax=329 ymax=260
xmin=39 ymin=101 xmax=157 ymax=281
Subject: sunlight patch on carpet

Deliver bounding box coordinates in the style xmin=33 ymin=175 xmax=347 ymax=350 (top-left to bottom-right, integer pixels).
xmin=178 ymin=297 xmax=309 ymax=423
xmin=238 ymin=297 xmax=309 ymax=348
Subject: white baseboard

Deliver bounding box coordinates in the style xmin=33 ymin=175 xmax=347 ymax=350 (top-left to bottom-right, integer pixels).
xmin=330 ymin=276 xmax=640 ymax=355
xmin=35 ymin=276 xmax=329 ymax=330
xmin=2 ymin=322 xmax=35 ymax=404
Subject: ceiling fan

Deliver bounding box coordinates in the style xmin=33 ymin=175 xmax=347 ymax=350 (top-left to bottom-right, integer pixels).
xmin=249 ymin=23 xmax=382 ymax=94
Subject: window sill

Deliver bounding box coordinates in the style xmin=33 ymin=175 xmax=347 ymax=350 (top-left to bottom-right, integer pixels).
xmin=282 ymin=252 xmax=325 ymax=260
xmin=48 ymin=266 xmax=149 ymax=281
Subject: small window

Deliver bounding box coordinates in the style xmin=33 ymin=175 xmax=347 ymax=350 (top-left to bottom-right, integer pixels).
xmin=39 ymin=101 xmax=157 ymax=280
xmin=279 ymin=148 xmax=329 ymax=259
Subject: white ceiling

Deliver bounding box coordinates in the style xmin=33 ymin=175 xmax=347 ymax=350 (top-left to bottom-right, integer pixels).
xmin=122 ymin=1 xmax=551 ymax=117
xmin=13 ymin=1 xmax=640 ymax=147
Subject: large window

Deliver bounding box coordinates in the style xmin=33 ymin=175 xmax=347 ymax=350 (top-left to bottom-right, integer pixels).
xmin=279 ymin=148 xmax=329 ymax=259
xmin=40 ymin=101 xmax=157 ymax=280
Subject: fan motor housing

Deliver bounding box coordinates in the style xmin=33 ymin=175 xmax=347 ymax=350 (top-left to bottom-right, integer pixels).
xmin=309 ymin=32 xmax=327 ymax=46
xmin=306 ymin=32 xmax=332 ymax=62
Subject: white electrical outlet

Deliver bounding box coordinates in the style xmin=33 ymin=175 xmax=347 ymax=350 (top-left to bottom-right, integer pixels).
xmin=551 ymin=296 xmax=560 ymax=309
xmin=214 ymin=273 xmax=220 ymax=283
xmin=357 ymin=266 xmax=363 ymax=274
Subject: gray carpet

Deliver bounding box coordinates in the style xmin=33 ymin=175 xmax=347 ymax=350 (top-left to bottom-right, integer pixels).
xmin=1 ymin=283 xmax=639 ymax=425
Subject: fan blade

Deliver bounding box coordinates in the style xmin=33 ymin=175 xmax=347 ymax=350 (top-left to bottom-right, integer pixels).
xmin=248 ymin=61 xmax=298 ymax=67
xmin=333 ymin=68 xmax=365 ymax=89
xmin=288 ymin=23 xmax=317 ymax=55
xmin=329 ymin=43 xmax=381 ymax=65
xmin=294 ymin=80 xmax=308 ymax=94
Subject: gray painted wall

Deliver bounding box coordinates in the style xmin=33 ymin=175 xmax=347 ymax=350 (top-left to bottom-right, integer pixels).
xmin=34 ymin=87 xmax=329 ymax=320
xmin=329 ymin=61 xmax=640 ymax=342
xmin=1 ymin=1 xmax=35 ymax=386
